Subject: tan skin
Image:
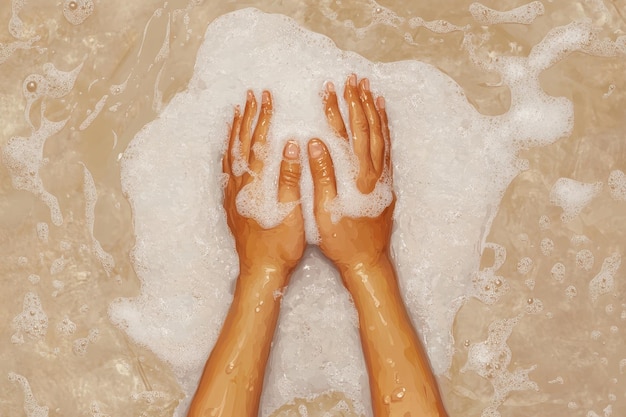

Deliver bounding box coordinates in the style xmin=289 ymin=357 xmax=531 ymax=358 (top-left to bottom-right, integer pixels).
xmin=188 ymin=75 xmax=448 ymax=417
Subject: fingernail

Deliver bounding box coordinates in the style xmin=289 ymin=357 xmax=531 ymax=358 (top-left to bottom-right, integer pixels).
xmin=326 ymin=81 xmax=335 ymax=93
xmin=284 ymin=140 xmax=299 ymax=159
xmin=377 ymin=96 xmax=385 ymax=109
xmin=262 ymin=90 xmax=270 ymax=104
xmin=247 ymin=90 xmax=254 ymax=100
xmin=348 ymin=74 xmax=356 ymax=87
xmin=363 ymin=78 xmax=370 ymax=91
xmin=308 ymin=140 xmax=324 ymax=158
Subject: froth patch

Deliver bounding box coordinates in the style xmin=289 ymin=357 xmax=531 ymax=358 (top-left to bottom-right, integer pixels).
xmin=470 ymin=1 xmax=545 ymax=25
xmin=608 ymin=169 xmax=626 ymax=201
xmin=549 ymin=177 xmax=602 ymax=222
xmin=117 ymin=8 xmax=582 ymax=416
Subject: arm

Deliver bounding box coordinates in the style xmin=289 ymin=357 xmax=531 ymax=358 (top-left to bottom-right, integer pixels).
xmin=307 ymin=75 xmax=448 ymax=417
xmin=341 ymin=257 xmax=448 ymax=417
xmin=188 ymin=90 xmax=305 ymax=417
xmin=187 ymin=266 xmax=287 ymax=416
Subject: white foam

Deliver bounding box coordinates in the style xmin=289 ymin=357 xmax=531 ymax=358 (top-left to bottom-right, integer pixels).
xmin=113 ymin=9 xmax=586 ymax=416
xmin=11 ymin=292 xmax=48 ymax=343
xmin=549 ymin=178 xmax=602 ymax=222
xmin=608 ymin=170 xmax=626 ymax=201
xmin=8 ymin=372 xmax=49 ymax=417
xmin=576 ymin=249 xmax=595 ymax=271
xmin=469 ymin=1 xmax=545 ymax=25
xmin=63 ymin=0 xmax=95 ymax=25
xmin=589 ymin=253 xmax=621 ymax=303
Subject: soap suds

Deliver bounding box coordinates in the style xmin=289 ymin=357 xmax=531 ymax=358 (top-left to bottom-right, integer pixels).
xmin=113 ymin=9 xmax=594 ymax=416
xmin=549 ymin=178 xmax=602 ymax=222
xmin=8 ymin=372 xmax=49 ymax=417
xmin=470 ymin=2 xmax=545 ymax=25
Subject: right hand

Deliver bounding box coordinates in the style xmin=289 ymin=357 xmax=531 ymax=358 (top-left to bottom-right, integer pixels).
xmin=307 ymin=74 xmax=395 ymax=277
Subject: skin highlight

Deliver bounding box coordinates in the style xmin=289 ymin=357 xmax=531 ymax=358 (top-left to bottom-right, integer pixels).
xmin=188 ymin=76 xmax=448 ymax=417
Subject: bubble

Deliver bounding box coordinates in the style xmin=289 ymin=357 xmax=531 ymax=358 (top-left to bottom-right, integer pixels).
xmin=63 ymin=0 xmax=94 ymax=25
xmin=576 ymin=249 xmax=594 ymax=271
xmin=588 ymin=253 xmax=621 ymax=303
xmin=608 ymin=170 xmax=626 ymax=200
xmin=391 ymin=386 xmax=406 ymax=401
xmin=469 ymin=1 xmax=545 ymax=25
xmin=526 ymin=297 xmax=543 ymax=314
xmin=551 ymin=262 xmax=565 ymax=282
xmin=549 ymin=178 xmax=602 ymax=222
xmin=517 ymin=257 xmax=533 ymax=274
xmin=590 ymin=330 xmax=601 ymax=340
xmin=565 ymin=285 xmax=577 ymax=299
xmin=12 ymin=292 xmax=48 ymax=341
xmin=36 ymin=222 xmax=48 ymax=243
xmin=540 ymin=238 xmax=554 ymax=256
xmin=50 ymin=256 xmax=67 ymax=275
xmin=609 ymin=326 xmax=618 ymax=334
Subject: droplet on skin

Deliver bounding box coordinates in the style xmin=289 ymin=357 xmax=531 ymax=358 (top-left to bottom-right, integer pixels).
xmin=26 ymin=81 xmax=37 ymax=92
xmin=391 ymin=386 xmax=406 ymax=401
xmin=68 ymin=1 xmax=78 ymax=10
xmin=464 ymin=339 xmax=470 ymax=347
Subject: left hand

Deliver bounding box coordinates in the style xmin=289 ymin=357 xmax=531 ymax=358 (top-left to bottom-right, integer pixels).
xmin=222 ymin=90 xmax=305 ymax=283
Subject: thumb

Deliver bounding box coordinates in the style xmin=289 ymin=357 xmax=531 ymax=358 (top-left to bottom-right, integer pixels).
xmin=307 ymin=139 xmax=337 ymax=214
xmin=278 ymin=140 xmax=301 ymax=203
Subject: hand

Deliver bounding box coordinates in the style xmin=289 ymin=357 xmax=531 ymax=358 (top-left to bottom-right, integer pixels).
xmin=222 ymin=90 xmax=305 ymax=282
xmin=308 ymin=74 xmax=395 ymax=277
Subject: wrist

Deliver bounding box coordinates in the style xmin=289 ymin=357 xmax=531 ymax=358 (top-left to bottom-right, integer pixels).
xmin=338 ymin=252 xmax=396 ymax=295
xmin=237 ymin=262 xmax=292 ymax=296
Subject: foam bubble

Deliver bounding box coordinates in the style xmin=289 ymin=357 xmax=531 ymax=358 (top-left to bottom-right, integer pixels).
xmin=462 ymin=315 xmax=538 ymax=412
xmin=11 ymin=292 xmax=48 ymax=342
xmin=549 ymin=178 xmax=602 ymax=222
xmin=588 ymin=253 xmax=621 ymax=303
xmin=63 ymin=0 xmax=94 ymax=25
xmin=469 ymin=1 xmax=545 ymax=25
xmin=115 ymin=9 xmax=588 ymax=415
xmin=8 ymin=372 xmax=49 ymax=417
xmin=37 ymin=222 xmax=49 ymax=243
xmin=2 ymin=114 xmax=68 ymax=226
xmin=608 ymin=170 xmax=626 ymax=201
xmin=57 ymin=316 xmax=77 ymax=336
xmin=540 ymin=237 xmax=554 ymax=256
xmin=516 ymin=257 xmax=533 ymax=274
xmin=538 ymin=215 xmax=550 ymax=230
xmin=576 ymin=249 xmax=594 ymax=271
xmin=550 ymin=262 xmax=565 ymax=282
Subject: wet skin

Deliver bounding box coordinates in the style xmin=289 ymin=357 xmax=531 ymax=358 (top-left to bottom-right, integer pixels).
xmin=188 ymin=75 xmax=448 ymax=417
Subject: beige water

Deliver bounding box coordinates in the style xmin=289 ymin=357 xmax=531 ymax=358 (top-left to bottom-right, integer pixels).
xmin=1 ymin=1 xmax=625 ymax=416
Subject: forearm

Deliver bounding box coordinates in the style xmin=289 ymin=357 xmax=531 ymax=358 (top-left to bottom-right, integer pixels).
xmin=187 ymin=266 xmax=288 ymax=417
xmin=341 ymin=256 xmax=448 ymax=417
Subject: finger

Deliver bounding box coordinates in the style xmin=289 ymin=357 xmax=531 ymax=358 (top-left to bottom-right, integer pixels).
xmin=278 ymin=140 xmax=301 ymax=203
xmin=323 ymin=82 xmax=348 ymax=140
xmin=250 ymin=90 xmax=273 ymax=172
xmin=224 ymin=105 xmax=242 ymax=175
xmin=307 ymin=139 xmax=337 ymax=217
xmin=377 ymin=96 xmax=392 ymax=179
xmin=240 ymin=90 xmax=257 ymax=163
xmin=344 ymin=74 xmax=372 ymax=176
xmin=359 ymin=78 xmax=384 ymax=176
